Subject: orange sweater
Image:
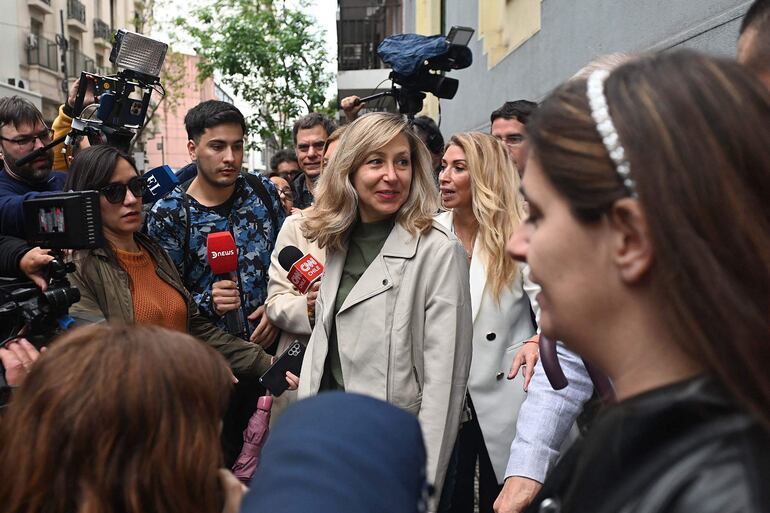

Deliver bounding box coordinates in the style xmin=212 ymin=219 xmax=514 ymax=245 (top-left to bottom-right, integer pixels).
xmin=115 ymin=247 xmax=188 ymax=332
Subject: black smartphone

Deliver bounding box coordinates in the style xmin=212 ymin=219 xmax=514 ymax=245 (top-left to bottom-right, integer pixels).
xmin=259 ymin=340 xmax=305 ymax=396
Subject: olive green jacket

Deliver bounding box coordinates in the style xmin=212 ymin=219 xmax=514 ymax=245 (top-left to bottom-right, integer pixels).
xmin=69 ymin=232 xmax=272 ymax=378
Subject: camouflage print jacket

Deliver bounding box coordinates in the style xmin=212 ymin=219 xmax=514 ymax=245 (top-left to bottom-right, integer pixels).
xmin=146 ymin=173 xmax=285 ymax=335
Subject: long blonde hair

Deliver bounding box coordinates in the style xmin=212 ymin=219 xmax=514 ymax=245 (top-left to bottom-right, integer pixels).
xmin=446 ymin=132 xmax=526 ymax=302
xmin=302 ymin=113 xmax=439 ymax=251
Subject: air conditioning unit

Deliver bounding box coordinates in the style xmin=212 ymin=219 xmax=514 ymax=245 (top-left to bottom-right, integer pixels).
xmin=27 ymin=33 xmax=39 ymax=49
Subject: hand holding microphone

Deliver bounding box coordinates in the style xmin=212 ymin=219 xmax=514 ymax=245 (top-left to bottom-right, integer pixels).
xmin=277 ymin=245 xmax=324 ymax=324
xmin=207 ymin=232 xmax=247 ymax=338
xmin=306 ymin=281 xmax=321 ymax=319
xmin=212 ymin=279 xmax=241 ymax=315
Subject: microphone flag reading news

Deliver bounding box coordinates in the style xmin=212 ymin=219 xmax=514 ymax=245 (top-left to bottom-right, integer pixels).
xmin=207 ymin=231 xmax=248 ymax=338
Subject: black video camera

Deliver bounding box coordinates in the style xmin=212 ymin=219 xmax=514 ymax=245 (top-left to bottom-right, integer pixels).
xmin=358 ymin=26 xmax=475 ymax=116
xmin=0 ymin=192 xmax=104 ymax=349
xmin=67 ymin=30 xmax=168 ymax=153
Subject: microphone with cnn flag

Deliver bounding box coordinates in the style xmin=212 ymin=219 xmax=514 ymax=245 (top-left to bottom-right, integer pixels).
xmin=278 ymin=245 xmax=324 ymax=294
xmin=207 ymin=231 xmax=247 ymax=338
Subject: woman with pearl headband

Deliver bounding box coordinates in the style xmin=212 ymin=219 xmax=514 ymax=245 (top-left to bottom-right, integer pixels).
xmin=508 ymin=50 xmax=770 ymax=513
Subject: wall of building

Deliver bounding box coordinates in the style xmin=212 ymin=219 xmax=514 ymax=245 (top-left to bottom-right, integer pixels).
xmin=403 ymin=0 xmax=752 ymax=137
xmin=144 ymin=53 xmax=219 ymax=170
xmin=2 ymin=0 xmax=136 ymax=121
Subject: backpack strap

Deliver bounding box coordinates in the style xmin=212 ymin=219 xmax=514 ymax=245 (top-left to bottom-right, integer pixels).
xmin=176 ymin=173 xmax=277 ymax=280
xmin=179 ymin=177 xmax=195 ymax=281
xmin=241 ymin=171 xmax=279 ymax=234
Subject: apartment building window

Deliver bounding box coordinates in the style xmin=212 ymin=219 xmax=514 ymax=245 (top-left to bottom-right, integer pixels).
xmin=337 ymin=1 xmax=402 ymax=71
xmin=31 ymin=19 xmax=43 ymax=36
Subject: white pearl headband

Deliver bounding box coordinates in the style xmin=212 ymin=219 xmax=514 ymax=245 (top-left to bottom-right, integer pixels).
xmin=586 ymin=69 xmax=637 ymax=197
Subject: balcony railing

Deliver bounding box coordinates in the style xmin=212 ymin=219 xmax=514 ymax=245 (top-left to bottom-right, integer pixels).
xmin=67 ymin=50 xmax=96 ymax=78
xmin=67 ymin=0 xmax=86 ymax=24
xmin=94 ymin=18 xmax=112 ymax=41
xmin=27 ymin=34 xmax=59 ymax=72
xmin=338 ymin=2 xmax=402 ymax=71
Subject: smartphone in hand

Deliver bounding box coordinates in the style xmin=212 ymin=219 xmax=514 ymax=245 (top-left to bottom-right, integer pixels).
xmin=259 ymin=340 xmax=304 ymax=396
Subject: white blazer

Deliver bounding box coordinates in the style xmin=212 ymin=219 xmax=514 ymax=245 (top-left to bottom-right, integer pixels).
xmin=435 ymin=211 xmax=540 ymax=483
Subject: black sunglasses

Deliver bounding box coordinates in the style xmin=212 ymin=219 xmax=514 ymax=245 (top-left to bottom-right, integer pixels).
xmin=99 ymin=176 xmax=146 ymax=204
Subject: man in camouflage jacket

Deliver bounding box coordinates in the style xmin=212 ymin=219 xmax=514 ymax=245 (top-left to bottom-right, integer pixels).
xmin=145 ymin=101 xmax=285 ymax=466
xmin=146 ymin=173 xmax=284 ymax=334
xmin=146 ymin=101 xmax=284 ymax=338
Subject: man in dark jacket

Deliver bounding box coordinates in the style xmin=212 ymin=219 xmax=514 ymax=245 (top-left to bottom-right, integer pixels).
xmin=291 ymin=112 xmax=336 ymax=209
xmin=0 ymin=96 xmax=65 ymax=238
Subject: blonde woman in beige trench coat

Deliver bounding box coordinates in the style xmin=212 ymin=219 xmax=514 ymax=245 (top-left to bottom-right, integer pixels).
xmin=297 ymin=113 xmax=473 ymax=506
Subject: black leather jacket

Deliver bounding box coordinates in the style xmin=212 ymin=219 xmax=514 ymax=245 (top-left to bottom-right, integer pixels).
xmin=526 ymin=376 xmax=770 ymax=513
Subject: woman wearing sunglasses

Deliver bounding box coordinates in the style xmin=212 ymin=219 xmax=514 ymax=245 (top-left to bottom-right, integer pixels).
xmin=64 ymin=145 xmax=280 ymax=382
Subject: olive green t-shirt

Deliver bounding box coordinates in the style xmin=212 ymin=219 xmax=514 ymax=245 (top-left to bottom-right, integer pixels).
xmin=321 ymin=218 xmax=394 ymax=391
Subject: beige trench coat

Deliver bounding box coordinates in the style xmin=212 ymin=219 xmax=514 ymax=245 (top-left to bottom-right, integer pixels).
xmin=297 ymin=220 xmax=473 ymax=497
xmin=265 ymin=211 xmax=326 ymax=422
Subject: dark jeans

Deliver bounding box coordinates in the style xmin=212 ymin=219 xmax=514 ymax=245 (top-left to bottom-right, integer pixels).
xmin=448 ymin=398 xmax=503 ymax=513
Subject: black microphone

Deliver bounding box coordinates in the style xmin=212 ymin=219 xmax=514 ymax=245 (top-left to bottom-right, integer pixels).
xmin=13 ymin=133 xmax=68 ymax=168
xmin=278 ymin=246 xmax=304 ymax=272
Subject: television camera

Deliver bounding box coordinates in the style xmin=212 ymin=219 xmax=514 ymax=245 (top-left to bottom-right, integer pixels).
xmin=0 ymin=192 xmax=104 ymax=353
xmin=355 ymin=26 xmax=475 ymax=117
xmin=13 ymin=30 xmax=168 ymax=168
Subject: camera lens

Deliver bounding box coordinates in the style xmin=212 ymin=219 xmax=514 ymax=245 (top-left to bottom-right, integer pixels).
xmin=43 ymin=286 xmax=81 ymax=311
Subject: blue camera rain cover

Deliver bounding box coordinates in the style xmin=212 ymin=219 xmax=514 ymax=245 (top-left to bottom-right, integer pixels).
xmin=377 ymin=34 xmax=449 ymax=76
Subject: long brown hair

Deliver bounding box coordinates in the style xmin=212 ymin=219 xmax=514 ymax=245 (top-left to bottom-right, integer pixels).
xmin=445 ymin=132 xmax=525 ymax=302
xmin=528 ymin=50 xmax=770 ymax=427
xmin=0 ymin=323 xmax=233 ymax=513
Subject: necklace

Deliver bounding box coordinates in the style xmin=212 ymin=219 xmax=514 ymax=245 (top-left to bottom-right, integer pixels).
xmin=451 ymin=220 xmax=476 ymax=262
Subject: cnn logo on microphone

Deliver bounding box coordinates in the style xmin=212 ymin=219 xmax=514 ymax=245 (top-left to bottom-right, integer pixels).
xmin=289 ymin=254 xmax=324 ymax=293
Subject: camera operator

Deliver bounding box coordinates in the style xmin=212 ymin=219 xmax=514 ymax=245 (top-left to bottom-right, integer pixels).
xmin=51 ymin=79 xmax=97 ymax=171
xmin=0 ymin=96 xmax=65 ymax=238
xmin=0 ymin=236 xmax=50 ymax=404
